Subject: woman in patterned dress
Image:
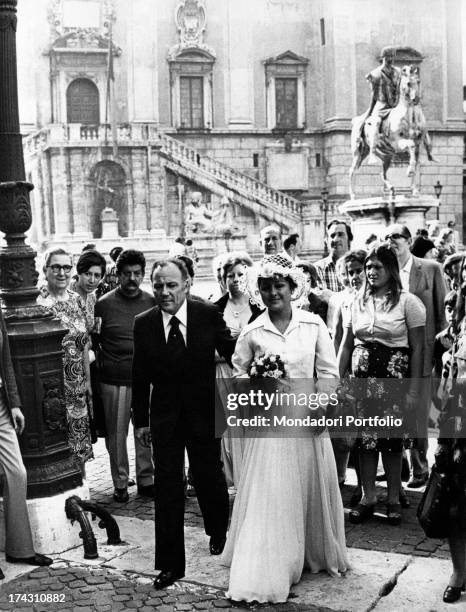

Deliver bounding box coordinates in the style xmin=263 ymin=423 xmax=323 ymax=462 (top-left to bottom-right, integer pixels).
xmin=70 ymin=249 xmax=107 ymax=333
xmin=38 ymin=248 xmax=94 ymax=468
xmin=337 ymin=243 xmax=425 ymax=525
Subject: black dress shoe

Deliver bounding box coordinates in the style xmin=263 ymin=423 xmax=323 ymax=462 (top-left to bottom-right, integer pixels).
xmin=443 ymin=583 xmax=465 ymax=603
xmin=407 ymin=473 xmax=429 ymax=488
xmin=113 ymin=487 xmax=129 ymax=503
xmin=209 ymin=535 xmax=227 ymax=555
xmin=6 ymin=553 xmax=53 ymax=567
xmin=0 ymin=568 xmax=4 ymax=580
xmin=137 ymin=484 xmax=155 ymax=498
xmin=153 ymin=570 xmax=184 ymax=590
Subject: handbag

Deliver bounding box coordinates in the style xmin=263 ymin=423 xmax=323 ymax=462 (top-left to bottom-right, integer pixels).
xmin=417 ymin=467 xmax=452 ymax=539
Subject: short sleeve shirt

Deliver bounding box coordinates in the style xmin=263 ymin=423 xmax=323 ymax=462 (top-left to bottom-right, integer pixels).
xmin=347 ymin=291 xmax=426 ymax=348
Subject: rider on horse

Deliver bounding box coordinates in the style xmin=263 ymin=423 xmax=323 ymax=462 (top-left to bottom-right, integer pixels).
xmin=364 ymin=46 xmax=401 ymax=164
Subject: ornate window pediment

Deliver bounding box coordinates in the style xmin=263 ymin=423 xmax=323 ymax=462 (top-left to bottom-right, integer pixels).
xmin=168 ymin=0 xmax=215 ymax=61
xmin=264 ymin=50 xmax=309 ymax=131
xmin=265 ymin=50 xmax=309 ymax=66
xmin=168 ymin=2 xmax=215 ymax=130
xmin=380 ymin=46 xmax=424 ymax=64
xmin=48 ymin=0 xmax=116 ymax=48
xmin=47 ymin=1 xmax=121 ymax=124
xmin=52 ymin=30 xmax=110 ymax=50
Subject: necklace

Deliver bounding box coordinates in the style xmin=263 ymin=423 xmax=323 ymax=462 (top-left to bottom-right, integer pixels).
xmin=227 ymin=300 xmax=249 ymax=318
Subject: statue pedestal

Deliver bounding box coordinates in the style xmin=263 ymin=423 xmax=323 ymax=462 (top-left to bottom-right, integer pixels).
xmin=339 ymin=194 xmax=439 ymax=248
xmin=100 ymin=207 xmax=119 ymax=239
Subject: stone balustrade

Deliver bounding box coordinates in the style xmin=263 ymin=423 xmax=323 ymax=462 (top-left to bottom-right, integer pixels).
xmin=23 ymin=122 xmax=302 ymax=222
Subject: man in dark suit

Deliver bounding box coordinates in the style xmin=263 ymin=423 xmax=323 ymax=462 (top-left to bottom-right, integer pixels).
xmin=386 ymin=224 xmax=447 ymax=486
xmin=132 ymin=258 xmax=235 ymax=590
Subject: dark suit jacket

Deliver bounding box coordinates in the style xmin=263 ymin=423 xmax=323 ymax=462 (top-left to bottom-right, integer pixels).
xmin=409 ymin=255 xmax=447 ymax=376
xmin=0 ymin=312 xmax=21 ymax=418
xmin=132 ymin=298 xmax=235 ymax=440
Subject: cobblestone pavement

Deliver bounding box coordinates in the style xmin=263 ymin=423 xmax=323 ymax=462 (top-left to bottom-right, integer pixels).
xmin=0 ymin=564 xmax=332 ymax=612
xmin=89 ymin=435 xmax=449 ymax=561
xmin=0 ymin=435 xmax=448 ymax=611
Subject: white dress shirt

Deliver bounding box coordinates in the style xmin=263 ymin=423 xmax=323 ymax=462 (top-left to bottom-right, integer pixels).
xmin=399 ymin=255 xmax=413 ymax=291
xmin=161 ymin=299 xmax=188 ymax=343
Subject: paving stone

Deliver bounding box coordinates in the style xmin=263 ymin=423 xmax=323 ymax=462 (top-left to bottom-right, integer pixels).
xmin=59 ymin=575 xmax=77 ymax=583
xmin=113 ymin=594 xmax=131 ymax=602
xmin=83 ymin=575 xmax=108 ymax=585
xmin=68 ymin=580 xmax=87 ymax=588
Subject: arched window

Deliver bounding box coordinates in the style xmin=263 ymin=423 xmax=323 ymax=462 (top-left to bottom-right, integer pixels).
xmin=66 ymin=78 xmax=99 ymax=124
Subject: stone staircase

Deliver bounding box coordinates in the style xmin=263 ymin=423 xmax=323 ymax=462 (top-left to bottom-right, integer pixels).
xmin=153 ymin=130 xmax=302 ymax=228
xmin=23 ymin=122 xmax=302 ymax=229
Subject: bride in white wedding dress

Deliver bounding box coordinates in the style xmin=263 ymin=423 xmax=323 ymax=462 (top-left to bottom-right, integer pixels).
xmin=222 ymin=255 xmax=349 ymax=604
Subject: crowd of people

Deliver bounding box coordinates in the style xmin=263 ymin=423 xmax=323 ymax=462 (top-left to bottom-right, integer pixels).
xmin=1 ymin=217 xmax=465 ymax=605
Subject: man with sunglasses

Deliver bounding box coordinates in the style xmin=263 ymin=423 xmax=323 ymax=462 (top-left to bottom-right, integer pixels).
xmin=94 ymin=249 xmax=155 ymax=503
xmin=385 ymin=224 xmax=447 ymax=487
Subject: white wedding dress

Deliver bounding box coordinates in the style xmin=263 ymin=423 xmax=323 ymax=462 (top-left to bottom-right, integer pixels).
xmin=222 ymin=308 xmax=349 ymax=603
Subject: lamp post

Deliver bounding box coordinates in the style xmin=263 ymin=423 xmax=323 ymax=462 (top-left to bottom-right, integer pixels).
xmin=388 ymin=186 xmax=396 ymax=224
xmin=177 ymin=181 xmax=185 ymax=238
xmin=0 ymin=0 xmax=83 ymax=550
xmin=320 ymin=188 xmax=329 ymax=256
xmin=434 ymin=180 xmax=443 ymax=221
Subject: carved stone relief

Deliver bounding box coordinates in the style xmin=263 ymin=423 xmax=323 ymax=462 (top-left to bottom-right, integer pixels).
xmin=42 ymin=378 xmax=67 ymax=432
xmin=169 ymin=0 xmax=215 ymax=60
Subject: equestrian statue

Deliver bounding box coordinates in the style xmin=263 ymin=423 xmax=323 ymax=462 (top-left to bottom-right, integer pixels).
xmin=349 ymin=46 xmax=435 ymax=200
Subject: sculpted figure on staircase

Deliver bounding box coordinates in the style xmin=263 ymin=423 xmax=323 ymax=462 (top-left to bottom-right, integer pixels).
xmin=185 ymin=191 xmax=212 ymax=233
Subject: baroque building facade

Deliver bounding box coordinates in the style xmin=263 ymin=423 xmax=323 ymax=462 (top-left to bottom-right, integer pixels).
xmin=17 ymin=0 xmax=465 ymax=262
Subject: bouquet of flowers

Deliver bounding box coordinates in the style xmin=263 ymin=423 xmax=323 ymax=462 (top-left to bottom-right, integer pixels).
xmin=247 ymin=352 xmax=287 ymax=379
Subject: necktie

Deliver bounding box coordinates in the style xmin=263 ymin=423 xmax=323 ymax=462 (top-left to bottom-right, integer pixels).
xmin=167 ymin=316 xmax=186 ymax=363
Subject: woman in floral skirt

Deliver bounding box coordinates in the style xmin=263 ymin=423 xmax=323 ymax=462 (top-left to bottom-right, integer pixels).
xmin=38 ymin=248 xmax=94 ymax=469
xmin=337 ymin=243 xmax=425 ymax=525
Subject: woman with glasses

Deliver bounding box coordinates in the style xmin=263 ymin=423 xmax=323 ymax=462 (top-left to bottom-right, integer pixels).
xmin=38 ymin=248 xmax=94 ymax=467
xmin=337 ymin=243 xmax=425 ymax=526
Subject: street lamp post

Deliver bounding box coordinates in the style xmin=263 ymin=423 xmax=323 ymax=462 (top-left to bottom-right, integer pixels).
xmin=320 ymin=188 xmax=329 ymax=256
xmin=434 ymin=180 xmax=443 ymax=221
xmin=388 ymin=186 xmax=396 ymax=224
xmin=0 ymin=0 xmax=83 ymax=549
xmin=177 ymin=181 xmax=185 ymax=238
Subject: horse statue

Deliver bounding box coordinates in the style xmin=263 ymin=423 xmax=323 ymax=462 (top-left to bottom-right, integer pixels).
xmin=349 ymin=64 xmax=434 ymax=200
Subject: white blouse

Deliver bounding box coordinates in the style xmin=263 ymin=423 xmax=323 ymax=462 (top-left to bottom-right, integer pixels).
xmin=232 ymin=307 xmax=339 ymax=379
xmin=347 ymin=290 xmax=426 ymax=348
